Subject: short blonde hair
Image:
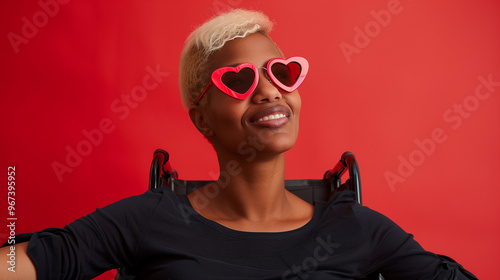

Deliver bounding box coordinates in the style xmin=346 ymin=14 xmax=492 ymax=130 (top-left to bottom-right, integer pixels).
xmin=179 ymin=9 xmax=274 ymax=108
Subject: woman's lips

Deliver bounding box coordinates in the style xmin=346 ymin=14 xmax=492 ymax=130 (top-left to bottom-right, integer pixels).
xmin=248 ymin=105 xmax=291 ymax=128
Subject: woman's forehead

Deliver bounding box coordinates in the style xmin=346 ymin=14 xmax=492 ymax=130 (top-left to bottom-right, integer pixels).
xmin=208 ymin=33 xmax=283 ymax=69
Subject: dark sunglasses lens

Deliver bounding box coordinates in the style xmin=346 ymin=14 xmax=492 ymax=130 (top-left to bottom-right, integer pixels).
xmin=271 ymin=62 xmax=301 ymax=87
xmin=221 ymin=68 xmax=255 ymax=94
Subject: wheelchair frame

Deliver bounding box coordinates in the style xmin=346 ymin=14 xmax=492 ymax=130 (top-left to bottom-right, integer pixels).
xmin=149 ymin=149 xmax=362 ymax=205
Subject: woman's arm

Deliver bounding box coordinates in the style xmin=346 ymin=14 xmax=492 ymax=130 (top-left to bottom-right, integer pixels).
xmin=354 ymin=204 xmax=477 ymax=279
xmin=0 ymin=242 xmax=37 ymax=279
xmin=0 ymin=189 xmax=163 ymax=280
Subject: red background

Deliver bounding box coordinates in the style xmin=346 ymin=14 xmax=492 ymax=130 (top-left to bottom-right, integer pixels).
xmin=1 ymin=0 xmax=499 ymax=279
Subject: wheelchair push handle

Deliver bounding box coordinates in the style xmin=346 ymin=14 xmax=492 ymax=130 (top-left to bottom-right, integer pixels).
xmin=149 ymin=149 xmax=177 ymax=190
xmin=330 ymin=151 xmax=362 ymax=205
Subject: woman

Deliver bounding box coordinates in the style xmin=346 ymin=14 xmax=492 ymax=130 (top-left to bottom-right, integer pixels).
xmin=1 ymin=9 xmax=477 ymax=279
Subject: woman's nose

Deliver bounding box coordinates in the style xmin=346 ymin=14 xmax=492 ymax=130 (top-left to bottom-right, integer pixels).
xmin=251 ymin=68 xmax=282 ymax=103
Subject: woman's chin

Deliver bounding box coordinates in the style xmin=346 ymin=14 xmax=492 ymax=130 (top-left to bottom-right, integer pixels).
xmin=259 ymin=136 xmax=297 ymax=155
xmin=212 ymin=129 xmax=298 ymax=160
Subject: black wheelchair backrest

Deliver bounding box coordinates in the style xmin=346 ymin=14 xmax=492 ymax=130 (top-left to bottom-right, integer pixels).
xmin=149 ymin=149 xmax=362 ymax=205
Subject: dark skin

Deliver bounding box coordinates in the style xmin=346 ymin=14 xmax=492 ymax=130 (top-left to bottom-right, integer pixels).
xmin=188 ymin=32 xmax=314 ymax=232
xmin=0 ymin=242 xmax=36 ymax=279
xmin=0 ymin=33 xmax=314 ymax=279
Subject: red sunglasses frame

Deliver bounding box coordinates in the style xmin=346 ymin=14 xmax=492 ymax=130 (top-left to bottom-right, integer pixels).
xmin=195 ymin=56 xmax=309 ymax=105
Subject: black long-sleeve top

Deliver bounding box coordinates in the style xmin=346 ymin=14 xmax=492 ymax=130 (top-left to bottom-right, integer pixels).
xmin=13 ymin=188 xmax=477 ymax=279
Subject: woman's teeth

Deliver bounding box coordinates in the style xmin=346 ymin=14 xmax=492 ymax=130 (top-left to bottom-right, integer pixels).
xmin=257 ymin=113 xmax=287 ymax=122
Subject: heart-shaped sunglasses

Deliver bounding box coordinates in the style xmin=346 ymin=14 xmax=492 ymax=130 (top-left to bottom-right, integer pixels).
xmin=195 ymin=56 xmax=309 ymax=105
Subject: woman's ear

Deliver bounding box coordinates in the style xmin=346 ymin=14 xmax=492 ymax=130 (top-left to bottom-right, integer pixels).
xmin=188 ymin=106 xmax=214 ymax=138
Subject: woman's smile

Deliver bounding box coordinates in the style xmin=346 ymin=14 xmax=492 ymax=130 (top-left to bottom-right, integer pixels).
xmin=247 ymin=104 xmax=291 ymax=128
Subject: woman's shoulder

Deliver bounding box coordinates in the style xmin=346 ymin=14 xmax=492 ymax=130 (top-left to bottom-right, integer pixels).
xmin=314 ymin=190 xmax=398 ymax=232
xmin=320 ymin=190 xmax=389 ymax=215
xmin=315 ymin=189 xmax=358 ymax=213
xmin=98 ymin=186 xmax=185 ymax=217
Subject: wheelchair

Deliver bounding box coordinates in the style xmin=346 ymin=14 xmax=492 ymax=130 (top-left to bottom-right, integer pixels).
xmin=117 ymin=149 xmax=382 ymax=279
xmin=149 ymin=149 xmax=362 ymax=205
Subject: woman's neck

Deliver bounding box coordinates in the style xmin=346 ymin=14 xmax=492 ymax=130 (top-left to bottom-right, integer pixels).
xmin=187 ymin=150 xmax=314 ymax=232
xmin=212 ymin=152 xmax=288 ymax=220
